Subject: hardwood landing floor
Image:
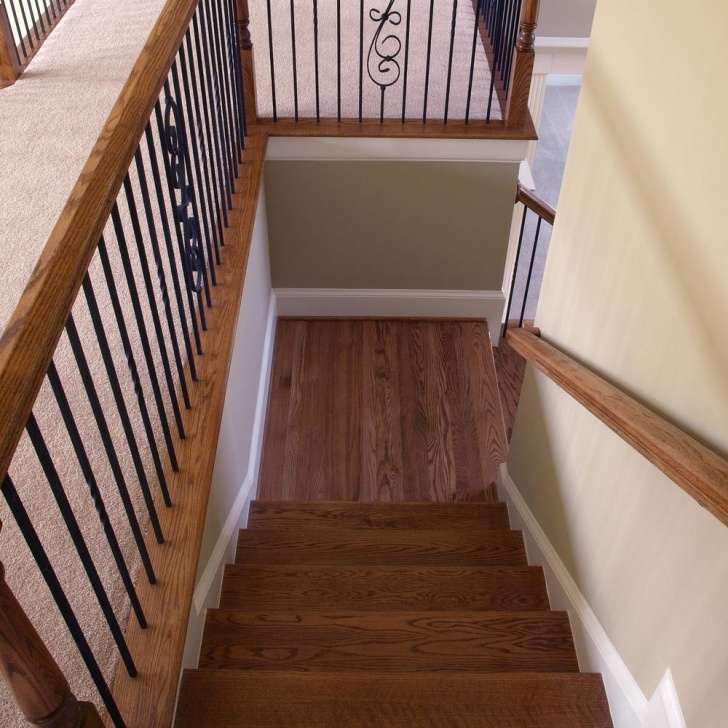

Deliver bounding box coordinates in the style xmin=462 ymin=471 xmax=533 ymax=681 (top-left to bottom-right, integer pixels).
xmin=258 ymin=319 xmax=508 ymax=502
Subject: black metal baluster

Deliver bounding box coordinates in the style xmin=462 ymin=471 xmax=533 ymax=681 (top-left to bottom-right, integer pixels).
xmin=31 ymin=0 xmax=45 ymax=34
xmin=215 ymin=0 xmax=243 ymax=160
xmin=42 ymin=0 xmax=52 ymax=25
xmin=486 ymin=0 xmax=502 ymax=123
xmin=466 ymin=0 xmax=483 ymax=123
xmin=46 ymin=361 xmax=146 ymax=629
xmin=18 ymin=0 xmax=38 ymax=46
xmin=134 ymin=146 xmax=192 ymax=406
xmin=122 ymin=173 xmax=186 ymax=439
xmin=175 ymin=53 xmax=218 ymax=284
xmin=166 ymin=75 xmax=213 ymax=312
xmin=71 ymin=286 xmax=169 ymax=540
xmin=313 ymin=0 xmax=320 ymax=122
xmin=444 ymin=0 xmax=459 ymax=124
xmin=336 ymin=0 xmax=341 ymax=121
xmin=185 ymin=26 xmax=225 ymax=260
xmin=401 ymin=0 xmax=412 ymax=122
xmin=289 ymin=0 xmax=299 ymax=121
xmin=6 ymin=1 xmax=28 ymax=59
xmin=358 ymin=0 xmax=363 ymax=122
xmin=519 ymin=216 xmax=542 ymax=326
xmin=152 ymin=103 xmax=205 ymax=354
xmin=265 ymin=0 xmax=277 ymax=121
xmin=60 ymin=311 xmax=157 ymax=580
xmin=108 ymin=203 xmax=180 ymax=472
xmin=1 ymin=475 xmax=126 ymax=728
xmin=195 ymin=11 xmax=233 ymax=216
xmin=422 ymin=0 xmax=436 ymax=122
xmin=503 ymin=205 xmax=528 ymax=334
xmin=202 ymin=0 xmax=237 ymax=188
xmin=505 ymin=0 xmax=522 ymax=93
xmin=25 ymin=414 xmax=137 ymax=678
xmin=45 ymin=0 xmax=55 ymax=23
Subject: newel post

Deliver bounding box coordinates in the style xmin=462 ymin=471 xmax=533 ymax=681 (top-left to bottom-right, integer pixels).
xmin=237 ymin=0 xmax=258 ymax=123
xmin=505 ymin=0 xmax=540 ymax=129
xmin=0 ymin=524 xmax=103 ymax=727
xmin=0 ymin=3 xmax=21 ymax=85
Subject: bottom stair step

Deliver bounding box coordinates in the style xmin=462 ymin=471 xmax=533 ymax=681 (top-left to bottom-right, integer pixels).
xmin=175 ymin=670 xmax=613 ymax=727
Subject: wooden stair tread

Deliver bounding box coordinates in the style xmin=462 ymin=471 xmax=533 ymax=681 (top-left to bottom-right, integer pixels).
xmin=220 ymin=564 xmax=550 ymax=611
xmin=199 ymin=609 xmax=578 ymax=673
xmin=236 ymin=528 xmax=527 ymax=566
xmin=248 ymin=500 xmax=510 ymax=530
xmin=175 ymin=670 xmax=613 ymax=727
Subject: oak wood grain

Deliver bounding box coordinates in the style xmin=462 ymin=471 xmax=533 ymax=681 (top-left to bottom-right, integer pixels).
xmin=517 ymin=182 xmax=556 ymax=225
xmin=505 ymin=0 xmax=540 ymax=129
xmin=248 ymin=501 xmax=510 ymax=530
xmin=236 ymin=528 xmax=527 ymax=567
xmin=0 ymin=0 xmax=200 ymax=485
xmin=175 ymin=670 xmax=614 ymax=728
xmin=493 ymin=331 xmax=527 ymax=442
xmin=259 ymin=320 xmax=506 ymax=501
xmin=0 ymin=5 xmax=20 ymax=84
xmin=198 ymin=609 xmax=578 ymax=673
xmin=0 ymin=554 xmax=104 ymax=728
xmin=256 ymin=117 xmax=538 ymax=139
xmin=507 ymin=328 xmax=728 ymax=527
xmin=105 ymin=129 xmax=268 ymax=728
xmin=219 ymin=564 xmax=549 ymax=612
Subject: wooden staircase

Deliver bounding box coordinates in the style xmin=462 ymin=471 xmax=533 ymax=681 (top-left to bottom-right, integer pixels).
xmin=175 ymin=496 xmax=613 ymax=727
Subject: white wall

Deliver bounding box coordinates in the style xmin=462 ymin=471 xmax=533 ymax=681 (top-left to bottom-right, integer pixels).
xmin=180 ymin=186 xmax=276 ymax=670
xmin=508 ymin=1 xmax=728 ymax=727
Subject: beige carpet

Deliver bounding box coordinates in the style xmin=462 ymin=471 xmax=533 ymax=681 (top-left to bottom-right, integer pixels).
xmin=0 ymin=0 xmax=168 ymax=725
xmin=249 ymin=0 xmax=502 ymax=121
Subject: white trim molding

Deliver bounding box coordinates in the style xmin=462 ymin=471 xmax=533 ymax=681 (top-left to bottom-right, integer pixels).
xmin=498 ymin=464 xmax=686 ymax=728
xmin=534 ymin=36 xmax=590 ymax=76
xmin=266 ymin=136 xmax=529 ymax=163
xmin=274 ymin=288 xmax=505 ymax=345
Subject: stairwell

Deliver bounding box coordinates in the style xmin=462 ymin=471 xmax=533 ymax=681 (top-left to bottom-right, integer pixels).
xmin=175 ymin=496 xmax=612 ymax=726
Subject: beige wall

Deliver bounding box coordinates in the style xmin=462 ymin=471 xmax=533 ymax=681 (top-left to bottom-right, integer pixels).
xmin=537 ymin=0 xmax=596 ymax=38
xmin=265 ymin=160 xmax=518 ymax=291
xmin=509 ymin=1 xmax=728 ymax=726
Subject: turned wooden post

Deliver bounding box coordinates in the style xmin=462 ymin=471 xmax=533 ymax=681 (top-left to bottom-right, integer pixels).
xmin=0 ymin=3 xmax=21 ymax=85
xmin=237 ymin=0 xmax=258 ymax=123
xmin=505 ymin=0 xmax=540 ymax=129
xmin=0 ymin=524 xmax=104 ymax=727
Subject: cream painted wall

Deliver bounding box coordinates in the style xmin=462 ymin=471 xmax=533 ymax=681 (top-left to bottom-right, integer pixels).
xmin=508 ymin=1 xmax=728 ymax=726
xmin=264 ymin=160 xmax=518 ymax=291
xmin=537 ymin=0 xmax=596 ymax=38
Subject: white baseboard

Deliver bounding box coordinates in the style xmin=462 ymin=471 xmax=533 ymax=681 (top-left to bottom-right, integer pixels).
xmin=498 ymin=464 xmax=685 ymax=728
xmin=274 ymin=288 xmax=505 ymax=345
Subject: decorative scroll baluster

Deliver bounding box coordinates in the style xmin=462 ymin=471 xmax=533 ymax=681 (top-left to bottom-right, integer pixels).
xmin=367 ymin=0 xmax=402 ymax=123
xmin=505 ymin=0 xmax=539 ymax=128
xmin=0 ymin=542 xmax=105 ymax=728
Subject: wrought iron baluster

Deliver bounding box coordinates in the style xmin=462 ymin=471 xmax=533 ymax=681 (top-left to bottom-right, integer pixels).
xmin=444 ymin=0 xmax=459 ymax=123
xmin=503 ymin=205 xmax=528 ymax=334
xmin=289 ymin=0 xmax=299 ymax=120
xmin=423 ymin=0 xmax=436 ymax=122
xmin=265 ymin=0 xmax=278 ymax=121
xmin=46 ymin=360 xmax=147 ymax=629
xmin=133 ymin=145 xmax=192 ymax=406
xmin=24 ymin=413 xmax=137 ymax=678
xmin=1 ymin=475 xmax=126 ymax=728
xmin=519 ymin=216 xmax=542 ymax=326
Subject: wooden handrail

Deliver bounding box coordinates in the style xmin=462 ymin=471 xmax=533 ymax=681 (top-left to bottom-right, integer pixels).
xmin=0 ymin=523 xmax=104 ymax=728
xmin=505 ymin=0 xmax=540 ymax=129
xmin=516 ymin=182 xmax=555 ymax=224
xmin=0 ymin=0 xmax=199 ymax=486
xmin=506 ymin=328 xmax=728 ymax=528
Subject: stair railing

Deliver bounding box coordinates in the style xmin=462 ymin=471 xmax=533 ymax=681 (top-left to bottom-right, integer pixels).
xmin=503 ymin=181 xmax=556 ymax=332
xmin=245 ymin=0 xmax=538 ymax=136
xmin=507 ymin=328 xmax=728 ymax=528
xmin=0 ymin=0 xmax=75 ymax=85
xmin=0 ymin=0 xmax=266 ymax=725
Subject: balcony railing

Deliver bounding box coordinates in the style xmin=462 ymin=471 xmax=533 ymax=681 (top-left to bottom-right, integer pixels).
xmin=0 ymin=0 xmax=75 ymax=85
